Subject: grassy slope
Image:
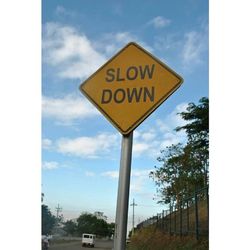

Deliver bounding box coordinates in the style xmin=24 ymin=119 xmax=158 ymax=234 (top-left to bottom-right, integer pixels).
xmin=127 ymin=226 xmax=208 ymax=250
xmin=128 ymin=200 xmax=208 ymax=250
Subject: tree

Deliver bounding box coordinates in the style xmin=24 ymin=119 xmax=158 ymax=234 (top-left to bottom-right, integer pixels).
xmin=63 ymin=220 xmax=78 ymax=236
xmin=107 ymin=222 xmax=115 ymax=237
xmin=42 ymin=205 xmax=57 ymax=235
xmin=150 ymin=143 xmax=201 ymax=205
xmin=77 ymin=212 xmax=110 ymax=237
xmin=176 ymin=97 xmax=209 ymax=185
xmin=150 ymin=97 xmax=209 ymax=205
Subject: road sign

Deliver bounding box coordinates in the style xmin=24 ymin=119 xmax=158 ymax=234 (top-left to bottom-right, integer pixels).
xmin=79 ymin=42 xmax=183 ymax=134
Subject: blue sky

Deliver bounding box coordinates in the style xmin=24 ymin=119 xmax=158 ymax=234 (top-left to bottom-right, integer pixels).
xmin=42 ymin=0 xmax=208 ymax=229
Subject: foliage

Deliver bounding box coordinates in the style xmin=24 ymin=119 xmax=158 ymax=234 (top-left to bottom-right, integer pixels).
xmin=107 ymin=222 xmax=115 ymax=237
xmin=63 ymin=220 xmax=78 ymax=236
xmin=150 ymin=97 xmax=209 ymax=205
xmin=176 ymin=97 xmax=208 ymax=148
xmin=76 ymin=212 xmax=114 ymax=237
xmin=176 ymin=97 xmax=209 ymax=182
xmin=42 ymin=205 xmax=57 ymax=235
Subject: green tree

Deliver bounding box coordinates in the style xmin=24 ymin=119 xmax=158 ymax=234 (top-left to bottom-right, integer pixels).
xmin=107 ymin=222 xmax=115 ymax=237
xmin=42 ymin=205 xmax=56 ymax=235
xmin=176 ymin=97 xmax=208 ymax=147
xmin=63 ymin=220 xmax=78 ymax=236
xmin=176 ymin=97 xmax=209 ymax=185
xmin=77 ymin=212 xmax=110 ymax=237
xmin=150 ymin=97 xmax=209 ymax=205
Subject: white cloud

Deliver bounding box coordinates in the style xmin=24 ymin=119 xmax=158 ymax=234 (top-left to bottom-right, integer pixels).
xmin=132 ymin=103 xmax=188 ymax=158
xmin=43 ymin=103 xmax=188 ymax=160
xmin=133 ymin=139 xmax=160 ymax=158
xmin=133 ymin=143 xmax=150 ymax=155
xmin=157 ymin=102 xmax=189 ymax=133
xmin=43 ymin=22 xmax=153 ymax=80
xmin=130 ymin=176 xmax=147 ymax=193
xmin=42 ymin=161 xmax=59 ymax=170
xmin=55 ymin=5 xmax=75 ymax=17
xmin=101 ymin=169 xmax=152 ymax=193
xmin=55 ymin=6 xmax=66 ymax=15
xmin=101 ymin=169 xmax=151 ymax=179
xmin=101 ymin=171 xmax=119 ymax=179
xmin=148 ymin=16 xmax=171 ymax=28
xmin=42 ymin=138 xmax=52 ymax=149
xmin=141 ymin=131 xmax=157 ymax=141
xmin=159 ymin=134 xmax=183 ymax=149
xmin=181 ymin=29 xmax=208 ymax=67
xmin=132 ymin=169 xmax=152 ymax=177
xmin=93 ymin=32 xmax=153 ymax=57
xmin=85 ymin=171 xmax=95 ymax=177
xmin=42 ymin=94 xmax=100 ymax=123
xmin=43 ymin=22 xmax=106 ymax=79
xmin=55 ymin=133 xmax=119 ymax=158
xmin=154 ymin=33 xmax=180 ymax=52
xmin=153 ymin=23 xmax=208 ymax=71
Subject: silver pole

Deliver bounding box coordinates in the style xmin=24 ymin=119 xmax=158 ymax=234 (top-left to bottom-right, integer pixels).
xmin=114 ymin=132 xmax=133 ymax=250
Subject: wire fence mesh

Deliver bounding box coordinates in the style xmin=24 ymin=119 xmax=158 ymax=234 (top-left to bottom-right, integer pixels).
xmin=135 ymin=186 xmax=209 ymax=240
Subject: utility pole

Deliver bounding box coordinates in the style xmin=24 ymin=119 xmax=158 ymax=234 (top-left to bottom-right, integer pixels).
xmin=130 ymin=199 xmax=137 ymax=235
xmin=55 ymin=204 xmax=62 ymax=235
xmin=55 ymin=204 xmax=62 ymax=219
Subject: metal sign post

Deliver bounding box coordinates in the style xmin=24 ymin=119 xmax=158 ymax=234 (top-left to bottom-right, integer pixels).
xmin=114 ymin=132 xmax=133 ymax=250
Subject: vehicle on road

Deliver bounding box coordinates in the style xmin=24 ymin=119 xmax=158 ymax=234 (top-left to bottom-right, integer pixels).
xmin=82 ymin=233 xmax=96 ymax=248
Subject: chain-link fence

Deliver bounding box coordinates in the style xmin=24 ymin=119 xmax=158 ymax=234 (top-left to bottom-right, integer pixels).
xmin=135 ymin=186 xmax=209 ymax=240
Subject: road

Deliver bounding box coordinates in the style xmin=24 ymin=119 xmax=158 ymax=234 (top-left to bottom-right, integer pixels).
xmin=50 ymin=239 xmax=114 ymax=250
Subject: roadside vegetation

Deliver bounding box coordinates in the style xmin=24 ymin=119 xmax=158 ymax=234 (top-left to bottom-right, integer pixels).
xmin=127 ymin=226 xmax=208 ymax=250
xmin=42 ymin=204 xmax=57 ymax=235
xmin=128 ymin=97 xmax=209 ymax=249
xmin=150 ymin=97 xmax=209 ymax=206
xmin=42 ymin=203 xmax=114 ymax=238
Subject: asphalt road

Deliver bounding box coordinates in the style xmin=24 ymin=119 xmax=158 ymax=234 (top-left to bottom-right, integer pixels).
xmin=50 ymin=239 xmax=114 ymax=250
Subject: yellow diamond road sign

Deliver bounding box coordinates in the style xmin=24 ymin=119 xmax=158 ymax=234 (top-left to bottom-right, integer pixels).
xmin=79 ymin=42 xmax=183 ymax=135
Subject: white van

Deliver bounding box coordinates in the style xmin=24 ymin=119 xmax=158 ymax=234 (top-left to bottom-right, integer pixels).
xmin=82 ymin=233 xmax=96 ymax=248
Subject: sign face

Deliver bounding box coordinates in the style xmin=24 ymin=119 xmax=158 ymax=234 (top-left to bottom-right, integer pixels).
xmin=79 ymin=42 xmax=183 ymax=135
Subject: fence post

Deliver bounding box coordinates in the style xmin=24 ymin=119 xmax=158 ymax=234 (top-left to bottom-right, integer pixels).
xmin=166 ymin=209 xmax=169 ymax=233
xmin=159 ymin=213 xmax=162 ymax=230
xmin=174 ymin=204 xmax=177 ymax=235
xmin=195 ymin=189 xmax=199 ymax=240
xmin=186 ymin=200 xmax=189 ymax=235
xmin=206 ymin=186 xmax=209 ymax=234
xmin=169 ymin=204 xmax=172 ymax=235
xmin=159 ymin=212 xmax=161 ymax=230
xmin=165 ymin=210 xmax=168 ymax=232
xmin=180 ymin=200 xmax=182 ymax=237
xmin=162 ymin=210 xmax=165 ymax=231
xmin=156 ymin=214 xmax=158 ymax=229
